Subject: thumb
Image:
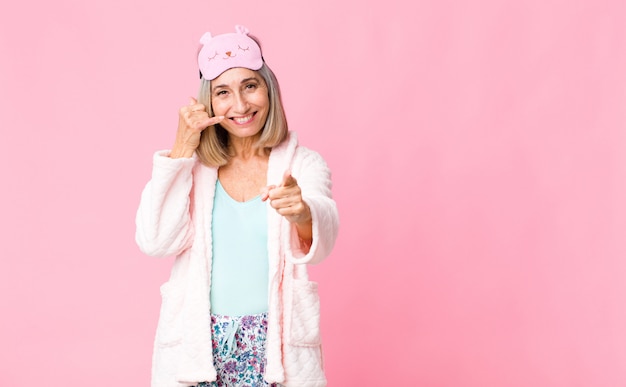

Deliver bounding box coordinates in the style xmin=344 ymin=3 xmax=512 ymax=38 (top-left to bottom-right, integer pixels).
xmin=260 ymin=185 xmax=276 ymax=201
xmin=280 ymin=170 xmax=297 ymax=187
xmin=189 ymin=97 xmax=198 ymax=105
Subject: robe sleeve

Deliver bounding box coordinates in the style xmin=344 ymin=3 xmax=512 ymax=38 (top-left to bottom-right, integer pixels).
xmin=284 ymin=148 xmax=339 ymax=265
xmin=135 ymin=150 xmax=197 ymax=258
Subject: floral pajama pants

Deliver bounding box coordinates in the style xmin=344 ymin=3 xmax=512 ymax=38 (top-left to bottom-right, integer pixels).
xmin=195 ymin=313 xmax=279 ymax=387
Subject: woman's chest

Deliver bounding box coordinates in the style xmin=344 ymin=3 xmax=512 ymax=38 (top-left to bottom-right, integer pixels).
xmin=217 ymin=160 xmax=268 ymax=202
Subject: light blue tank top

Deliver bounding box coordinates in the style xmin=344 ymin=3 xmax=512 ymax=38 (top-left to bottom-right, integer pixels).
xmin=210 ymin=180 xmax=269 ymax=316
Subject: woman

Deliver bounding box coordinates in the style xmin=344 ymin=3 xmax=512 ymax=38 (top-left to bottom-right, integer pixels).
xmin=136 ymin=25 xmax=339 ymax=387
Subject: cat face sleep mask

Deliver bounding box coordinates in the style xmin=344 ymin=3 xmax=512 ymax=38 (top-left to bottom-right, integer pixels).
xmin=198 ymin=25 xmax=264 ymax=80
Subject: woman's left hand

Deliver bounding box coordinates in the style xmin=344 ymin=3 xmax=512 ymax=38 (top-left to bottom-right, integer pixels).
xmin=261 ymin=171 xmax=313 ymax=241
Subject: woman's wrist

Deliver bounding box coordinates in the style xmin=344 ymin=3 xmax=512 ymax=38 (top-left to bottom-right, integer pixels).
xmin=169 ymin=144 xmax=196 ymax=159
xmin=295 ymin=219 xmax=313 ymax=242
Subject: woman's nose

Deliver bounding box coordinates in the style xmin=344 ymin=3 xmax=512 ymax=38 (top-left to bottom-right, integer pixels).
xmin=233 ymin=93 xmax=249 ymax=113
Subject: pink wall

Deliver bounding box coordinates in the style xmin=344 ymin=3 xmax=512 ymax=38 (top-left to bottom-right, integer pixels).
xmin=1 ymin=0 xmax=625 ymax=385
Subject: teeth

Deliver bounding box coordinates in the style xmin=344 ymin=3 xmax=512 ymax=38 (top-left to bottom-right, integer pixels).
xmin=234 ymin=114 xmax=253 ymax=124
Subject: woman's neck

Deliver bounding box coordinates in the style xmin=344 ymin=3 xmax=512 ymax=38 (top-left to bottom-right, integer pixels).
xmin=228 ymin=134 xmax=266 ymax=160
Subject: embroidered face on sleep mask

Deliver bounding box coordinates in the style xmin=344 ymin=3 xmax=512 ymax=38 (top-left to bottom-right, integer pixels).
xmin=198 ymin=25 xmax=264 ymax=81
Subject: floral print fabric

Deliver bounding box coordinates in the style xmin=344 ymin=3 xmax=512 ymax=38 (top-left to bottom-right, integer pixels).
xmin=195 ymin=313 xmax=278 ymax=387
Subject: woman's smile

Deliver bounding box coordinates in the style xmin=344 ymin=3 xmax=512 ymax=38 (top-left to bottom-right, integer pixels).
xmin=231 ymin=112 xmax=256 ymax=125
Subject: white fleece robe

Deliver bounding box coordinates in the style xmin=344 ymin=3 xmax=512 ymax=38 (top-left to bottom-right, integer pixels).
xmin=136 ymin=132 xmax=339 ymax=387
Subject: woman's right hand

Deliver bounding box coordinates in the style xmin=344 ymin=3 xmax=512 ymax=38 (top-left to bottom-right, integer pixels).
xmin=169 ymin=97 xmax=224 ymax=158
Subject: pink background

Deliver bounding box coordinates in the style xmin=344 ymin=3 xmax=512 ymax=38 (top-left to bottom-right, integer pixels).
xmin=1 ymin=0 xmax=625 ymax=386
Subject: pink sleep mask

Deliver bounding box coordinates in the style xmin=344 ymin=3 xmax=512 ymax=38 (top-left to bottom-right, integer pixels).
xmin=198 ymin=25 xmax=264 ymax=80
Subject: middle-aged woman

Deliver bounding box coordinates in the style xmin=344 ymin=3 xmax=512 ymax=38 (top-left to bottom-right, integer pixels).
xmin=135 ymin=25 xmax=339 ymax=387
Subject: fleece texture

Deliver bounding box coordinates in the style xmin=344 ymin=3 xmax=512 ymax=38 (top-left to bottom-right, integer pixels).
xmin=136 ymin=132 xmax=339 ymax=387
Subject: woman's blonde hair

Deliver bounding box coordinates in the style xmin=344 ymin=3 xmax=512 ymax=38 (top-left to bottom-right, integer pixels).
xmin=195 ymin=63 xmax=288 ymax=167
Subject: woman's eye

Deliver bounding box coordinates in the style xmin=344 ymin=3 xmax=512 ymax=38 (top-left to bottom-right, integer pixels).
xmin=245 ymin=84 xmax=257 ymax=90
xmin=216 ymin=90 xmax=228 ymax=96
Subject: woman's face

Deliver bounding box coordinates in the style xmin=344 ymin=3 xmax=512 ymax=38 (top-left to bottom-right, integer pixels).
xmin=210 ymin=67 xmax=270 ymax=140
